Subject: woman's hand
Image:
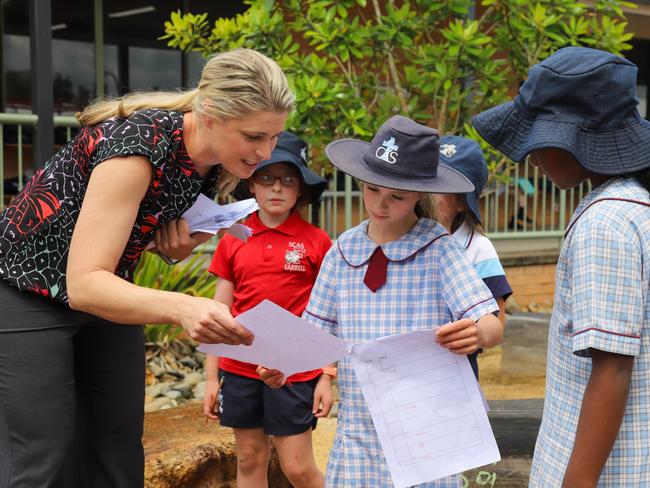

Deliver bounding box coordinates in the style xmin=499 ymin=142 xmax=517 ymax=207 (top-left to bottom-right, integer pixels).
xmin=435 ymin=318 xmax=481 ymax=355
xmin=180 ymin=297 xmax=254 ymax=345
xmin=256 ymin=365 xmax=286 ymax=388
xmin=313 ymin=374 xmax=334 ymax=418
xmin=203 ymin=378 xmax=222 ymax=421
xmin=153 ymin=218 xmax=212 ymax=261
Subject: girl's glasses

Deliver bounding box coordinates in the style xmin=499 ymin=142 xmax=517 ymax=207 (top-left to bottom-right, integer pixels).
xmin=252 ymin=174 xmax=300 ymax=187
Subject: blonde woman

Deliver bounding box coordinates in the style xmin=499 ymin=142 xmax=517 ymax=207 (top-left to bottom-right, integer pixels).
xmin=0 ymin=48 xmax=293 ymax=487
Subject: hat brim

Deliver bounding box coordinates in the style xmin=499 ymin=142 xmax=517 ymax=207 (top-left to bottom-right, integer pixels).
xmin=325 ymin=140 xmax=474 ymax=193
xmin=472 ymin=101 xmax=650 ymax=175
xmin=464 ymin=191 xmax=482 ymax=224
xmin=233 ymin=154 xmax=328 ymax=206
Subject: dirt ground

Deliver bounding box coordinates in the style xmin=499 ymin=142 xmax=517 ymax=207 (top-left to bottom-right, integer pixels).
xmin=311 ymin=346 xmax=545 ymax=471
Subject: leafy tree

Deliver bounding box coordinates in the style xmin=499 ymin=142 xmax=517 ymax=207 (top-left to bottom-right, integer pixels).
xmin=161 ymin=0 xmax=635 ymax=180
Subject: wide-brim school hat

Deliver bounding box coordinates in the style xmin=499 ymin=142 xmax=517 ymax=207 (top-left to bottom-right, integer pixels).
xmin=472 ymin=46 xmax=650 ymax=175
xmin=438 ymin=135 xmax=487 ymax=224
xmin=234 ymin=131 xmax=327 ymax=205
xmin=325 ymin=115 xmax=473 ymax=193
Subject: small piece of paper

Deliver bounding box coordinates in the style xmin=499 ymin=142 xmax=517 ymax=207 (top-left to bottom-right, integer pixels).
xmin=183 ymin=194 xmax=258 ymax=236
xmin=225 ymin=223 xmax=254 ymax=241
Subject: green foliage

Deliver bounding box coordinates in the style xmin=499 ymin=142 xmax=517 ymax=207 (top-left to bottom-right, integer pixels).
xmin=134 ymin=252 xmax=216 ymax=343
xmin=161 ymin=0 xmax=636 ymax=180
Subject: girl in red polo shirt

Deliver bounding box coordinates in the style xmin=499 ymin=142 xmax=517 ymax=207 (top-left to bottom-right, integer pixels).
xmin=203 ymin=132 xmax=332 ymax=488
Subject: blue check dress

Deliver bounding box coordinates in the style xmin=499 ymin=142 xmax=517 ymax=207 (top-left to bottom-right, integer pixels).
xmin=304 ymin=218 xmax=498 ymax=487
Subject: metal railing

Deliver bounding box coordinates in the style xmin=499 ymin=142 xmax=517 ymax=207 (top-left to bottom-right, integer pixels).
xmin=316 ymin=167 xmax=589 ymax=246
xmin=1 ymin=112 xmax=588 ymax=254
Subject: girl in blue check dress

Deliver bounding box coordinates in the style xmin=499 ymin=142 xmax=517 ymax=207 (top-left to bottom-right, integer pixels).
xmin=473 ymin=47 xmax=650 ymax=487
xmin=261 ymin=116 xmax=503 ymax=487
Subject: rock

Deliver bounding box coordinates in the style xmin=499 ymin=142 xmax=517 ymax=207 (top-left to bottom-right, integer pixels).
xmin=172 ymin=340 xmax=194 ymax=357
xmin=182 ymin=372 xmax=204 ymax=387
xmin=165 ymin=369 xmax=184 ymax=380
xmin=145 ymin=368 xmax=157 ymax=386
xmin=146 ymin=383 xmax=172 ymax=398
xmin=175 ymin=384 xmax=194 ymax=399
xmin=165 ymin=390 xmax=183 ymax=400
xmin=527 ymin=302 xmax=540 ymax=313
xmin=144 ymin=401 xmax=290 ymax=488
xmin=179 ymin=357 xmax=199 ymax=369
xmin=149 ymin=363 xmax=164 ymax=378
xmin=193 ymin=381 xmax=206 ymax=401
xmin=505 ymin=296 xmax=522 ymax=314
xmin=145 ymin=397 xmax=177 ymax=413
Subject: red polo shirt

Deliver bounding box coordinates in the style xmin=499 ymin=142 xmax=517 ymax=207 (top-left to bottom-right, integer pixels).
xmin=208 ymin=210 xmax=332 ymax=382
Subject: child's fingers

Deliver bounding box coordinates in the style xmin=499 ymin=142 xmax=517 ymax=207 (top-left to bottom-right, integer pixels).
xmin=436 ymin=320 xmax=477 ymax=342
xmin=436 ymin=318 xmax=475 ymax=338
xmin=440 ymin=337 xmax=480 ymax=354
xmin=319 ymin=397 xmax=333 ymax=417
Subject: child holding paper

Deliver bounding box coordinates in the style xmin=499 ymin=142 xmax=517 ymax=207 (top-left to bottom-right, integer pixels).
xmin=260 ymin=116 xmax=503 ymax=487
xmin=203 ymin=132 xmax=333 ymax=488
xmin=473 ymin=47 xmax=650 ymax=487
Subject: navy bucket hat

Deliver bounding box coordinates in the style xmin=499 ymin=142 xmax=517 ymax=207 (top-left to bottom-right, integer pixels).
xmin=234 ymin=131 xmax=327 ymax=205
xmin=325 ymin=115 xmax=473 ymax=193
xmin=472 ymin=46 xmax=650 ymax=175
xmin=438 ymin=135 xmax=487 ymax=224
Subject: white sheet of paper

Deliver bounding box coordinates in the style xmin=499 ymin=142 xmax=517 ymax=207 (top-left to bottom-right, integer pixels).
xmin=350 ymin=330 xmax=500 ymax=488
xmin=197 ymin=300 xmax=349 ymax=377
xmin=182 ymin=194 xmax=259 ymax=235
xmin=224 ymin=223 xmax=253 ymax=241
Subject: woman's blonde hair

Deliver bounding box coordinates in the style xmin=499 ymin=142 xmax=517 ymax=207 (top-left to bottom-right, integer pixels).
xmin=76 ymin=48 xmax=295 ymax=194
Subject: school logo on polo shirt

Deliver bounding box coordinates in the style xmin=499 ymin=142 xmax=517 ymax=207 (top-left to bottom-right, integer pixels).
xmin=284 ymin=241 xmax=306 ymax=272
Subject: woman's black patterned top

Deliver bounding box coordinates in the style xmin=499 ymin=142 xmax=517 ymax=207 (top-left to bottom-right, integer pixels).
xmin=0 ymin=109 xmax=220 ymax=304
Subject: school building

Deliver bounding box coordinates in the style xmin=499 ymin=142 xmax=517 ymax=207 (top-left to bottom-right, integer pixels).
xmin=2 ymin=0 xmax=650 ymax=309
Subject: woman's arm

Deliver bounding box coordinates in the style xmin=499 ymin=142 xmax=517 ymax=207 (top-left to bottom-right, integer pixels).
xmin=66 ymin=156 xmax=252 ymax=345
xmin=561 ymin=349 xmax=634 ymax=488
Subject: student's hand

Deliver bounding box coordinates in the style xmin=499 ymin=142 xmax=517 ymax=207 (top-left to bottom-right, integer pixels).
xmin=180 ymin=297 xmax=254 ymax=345
xmin=313 ymin=374 xmax=334 ymax=418
xmin=256 ymin=365 xmax=286 ymax=388
xmin=153 ymin=218 xmax=212 ymax=261
xmin=203 ymin=378 xmax=222 ymax=421
xmin=435 ymin=318 xmax=480 ymax=355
